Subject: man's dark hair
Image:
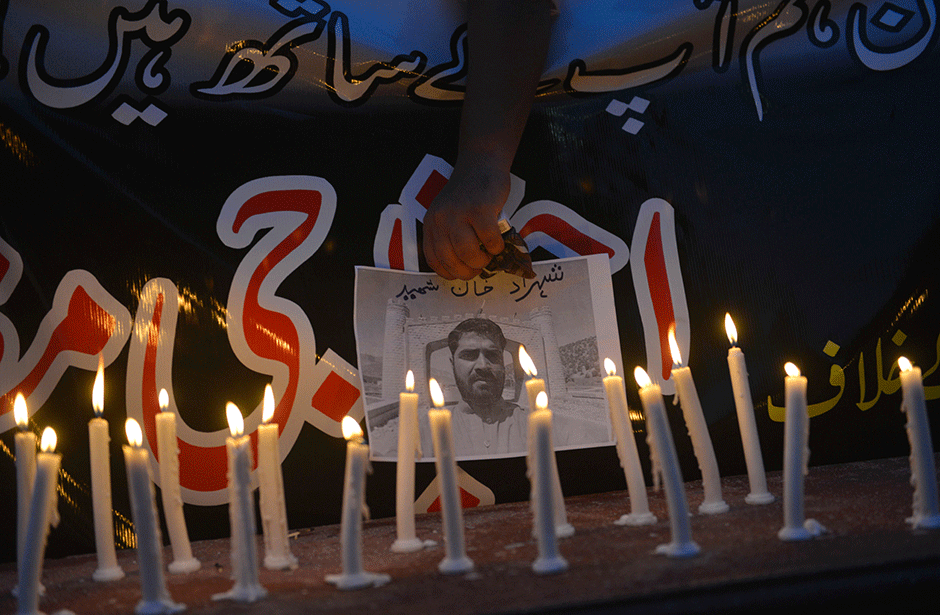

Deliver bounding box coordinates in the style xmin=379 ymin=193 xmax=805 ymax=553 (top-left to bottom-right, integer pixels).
xmin=448 ymin=318 xmax=506 ymax=355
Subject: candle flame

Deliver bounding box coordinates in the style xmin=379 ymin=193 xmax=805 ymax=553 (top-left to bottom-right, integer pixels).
xmin=634 ymin=366 xmax=652 ymax=388
xmin=898 ymin=356 xmax=913 ymax=373
xmin=429 ymin=378 xmax=445 ymax=408
xmin=519 ymin=346 xmax=537 ymax=377
xmin=784 ymin=362 xmax=801 ymax=378
xmin=158 ymin=388 xmax=169 ymax=412
xmin=725 ymin=313 xmax=738 ymax=346
xmin=125 ymin=418 xmax=143 ymax=447
xmin=263 ymin=384 xmax=275 ymax=423
xmin=668 ymin=326 xmax=682 ymax=366
xmin=40 ymin=427 xmax=57 ymax=453
xmin=535 ymin=391 xmax=548 ymax=410
xmin=604 ymin=358 xmax=616 ymax=377
xmin=14 ymin=393 xmax=28 ymax=429
xmin=226 ymin=402 xmax=244 ymax=438
xmin=341 ymin=415 xmax=363 ymax=441
xmin=406 ymin=370 xmax=415 ymax=393
xmin=92 ymin=355 xmax=104 ymax=418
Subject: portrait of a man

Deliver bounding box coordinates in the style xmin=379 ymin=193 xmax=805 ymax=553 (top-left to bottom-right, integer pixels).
xmin=444 ymin=318 xmax=527 ymax=457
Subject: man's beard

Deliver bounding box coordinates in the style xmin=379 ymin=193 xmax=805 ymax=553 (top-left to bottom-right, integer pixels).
xmin=457 ymin=371 xmax=503 ymax=406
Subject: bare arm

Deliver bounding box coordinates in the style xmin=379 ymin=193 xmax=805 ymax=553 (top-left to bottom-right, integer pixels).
xmin=423 ymin=0 xmax=554 ymax=280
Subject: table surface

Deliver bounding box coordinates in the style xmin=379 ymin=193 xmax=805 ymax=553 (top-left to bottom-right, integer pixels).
xmin=2 ymin=454 xmax=939 ymax=615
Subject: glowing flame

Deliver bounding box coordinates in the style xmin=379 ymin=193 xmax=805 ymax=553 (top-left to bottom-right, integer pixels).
xmin=14 ymin=393 xmax=28 ymax=429
xmin=519 ymin=346 xmax=537 ymax=377
xmin=406 ymin=370 xmax=415 ymax=393
xmin=898 ymin=356 xmax=913 ymax=373
xmin=429 ymin=378 xmax=445 ymax=408
xmin=158 ymin=388 xmax=169 ymax=412
xmin=725 ymin=313 xmax=738 ymax=346
xmin=342 ymin=416 xmax=364 ymax=441
xmin=226 ymin=403 xmax=244 ymax=438
xmin=93 ymin=356 xmax=104 ymax=418
xmin=40 ymin=427 xmax=57 ymax=453
xmin=125 ymin=418 xmax=143 ymax=447
xmin=263 ymin=384 xmax=275 ymax=424
xmin=784 ymin=362 xmax=801 ymax=378
xmin=668 ymin=326 xmax=682 ymax=366
xmin=535 ymin=391 xmax=548 ymax=410
xmin=604 ymin=358 xmax=616 ymax=377
xmin=634 ymin=366 xmax=652 ymax=388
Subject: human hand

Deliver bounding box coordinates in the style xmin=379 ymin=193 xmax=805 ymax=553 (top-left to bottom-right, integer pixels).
xmin=422 ymin=165 xmax=508 ymax=280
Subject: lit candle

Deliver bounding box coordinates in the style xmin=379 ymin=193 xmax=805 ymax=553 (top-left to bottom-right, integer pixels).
xmin=725 ymin=315 xmax=774 ymax=505
xmin=529 ymin=392 xmax=568 ymax=574
xmin=635 ymin=367 xmax=699 ymax=558
xmin=391 ymin=371 xmax=431 ymax=553
xmin=213 ymin=404 xmax=267 ymax=602
xmin=123 ymin=418 xmax=185 ymax=613
xmin=519 ymin=347 xmax=573 ymax=538
xmin=326 ymin=416 xmax=390 ymax=589
xmin=15 ymin=427 xmax=60 ymax=615
xmin=88 ymin=360 xmax=125 ymax=582
xmin=257 ymin=384 xmax=297 ymax=570
xmin=603 ymin=359 xmax=656 ymax=526
xmin=155 ymin=388 xmax=200 ymax=574
xmin=668 ymin=328 xmax=728 ymax=514
xmin=898 ymin=357 xmax=940 ymax=529
xmin=14 ymin=393 xmax=37 ymax=591
xmin=428 ymin=378 xmax=474 ymax=574
xmin=778 ymin=363 xmax=824 ymax=541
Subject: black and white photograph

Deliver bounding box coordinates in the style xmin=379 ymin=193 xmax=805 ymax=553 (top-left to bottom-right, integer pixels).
xmin=354 ymin=255 xmax=620 ymax=461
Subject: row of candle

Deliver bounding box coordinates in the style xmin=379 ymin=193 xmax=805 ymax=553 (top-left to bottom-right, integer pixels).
xmin=12 ymin=313 xmax=939 ymax=608
xmin=14 ymin=361 xmax=298 ymax=611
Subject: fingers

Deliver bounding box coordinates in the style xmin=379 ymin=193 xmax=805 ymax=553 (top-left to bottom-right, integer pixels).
xmin=424 ymin=217 xmax=484 ymax=281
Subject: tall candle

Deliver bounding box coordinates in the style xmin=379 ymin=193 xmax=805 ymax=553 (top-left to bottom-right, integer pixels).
xmin=428 ymin=378 xmax=474 ymax=574
xmin=123 ymin=419 xmax=184 ymax=614
xmin=519 ymin=347 xmax=573 ymax=538
xmin=603 ymin=359 xmax=655 ymax=526
xmin=392 ymin=370 xmax=430 ymax=553
xmin=155 ymin=388 xmax=200 ymax=574
xmin=326 ymin=417 xmax=390 ymax=590
xmin=213 ymin=404 xmax=267 ymax=602
xmin=778 ymin=363 xmax=824 ymax=541
xmin=668 ymin=328 xmax=728 ymax=514
xmin=15 ymin=427 xmax=60 ymax=615
xmin=529 ymin=392 xmax=568 ymax=574
xmin=257 ymin=385 xmax=298 ymax=570
xmin=898 ymin=357 xmax=940 ymax=529
xmin=89 ymin=361 xmax=125 ymax=582
xmin=635 ymin=367 xmax=699 ymax=558
xmin=13 ymin=394 xmax=37 ymax=592
xmin=725 ymin=315 xmax=774 ymax=505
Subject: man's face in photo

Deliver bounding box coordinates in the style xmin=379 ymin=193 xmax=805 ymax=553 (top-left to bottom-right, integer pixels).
xmin=452 ymin=332 xmax=506 ymax=408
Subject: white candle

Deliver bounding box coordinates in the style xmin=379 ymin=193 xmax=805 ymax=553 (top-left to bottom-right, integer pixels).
xmin=529 ymin=392 xmax=568 ymax=574
xmin=213 ymin=404 xmax=267 ymax=602
xmin=725 ymin=315 xmax=774 ymax=505
xmin=326 ymin=416 xmax=390 ymax=590
xmin=603 ymin=359 xmax=656 ymax=526
xmin=778 ymin=363 xmax=824 ymax=541
xmin=428 ymin=378 xmax=474 ymax=574
xmin=14 ymin=394 xmax=37 ymax=592
xmin=635 ymin=367 xmax=699 ymax=558
xmin=898 ymin=357 xmax=940 ymax=529
xmin=257 ymin=384 xmax=297 ymax=570
xmin=391 ymin=371 xmax=430 ymax=553
xmin=519 ymin=347 xmax=573 ymax=538
xmin=123 ymin=419 xmax=184 ymax=614
xmin=668 ymin=328 xmax=728 ymax=514
xmin=89 ymin=361 xmax=125 ymax=582
xmin=15 ymin=427 xmax=60 ymax=615
xmin=155 ymin=388 xmax=200 ymax=574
